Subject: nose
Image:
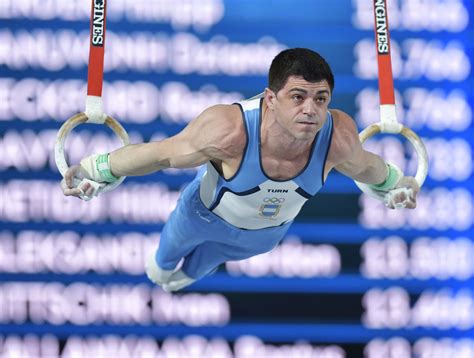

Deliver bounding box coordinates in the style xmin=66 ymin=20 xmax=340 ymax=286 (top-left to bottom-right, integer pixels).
xmin=302 ymin=99 xmax=317 ymax=116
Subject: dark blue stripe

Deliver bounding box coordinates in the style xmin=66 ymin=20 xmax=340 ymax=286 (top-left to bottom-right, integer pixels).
xmin=214 ymin=102 xmax=249 ymax=182
xmin=209 ymin=185 xmax=261 ymax=211
xmin=0 ymin=222 xmax=468 ymax=241
xmin=1 ymin=273 xmax=467 ymax=294
xmin=0 ymin=323 xmax=469 ymax=342
xmin=295 ymin=186 xmax=312 ymax=199
xmin=321 ymin=112 xmax=334 ymax=184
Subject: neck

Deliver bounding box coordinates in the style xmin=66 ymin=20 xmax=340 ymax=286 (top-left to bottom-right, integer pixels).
xmin=261 ymin=105 xmax=315 ymax=159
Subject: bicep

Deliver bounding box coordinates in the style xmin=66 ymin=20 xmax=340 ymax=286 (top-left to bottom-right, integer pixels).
xmin=157 ymin=104 xmax=240 ymax=168
xmin=329 ymin=110 xmax=386 ymax=183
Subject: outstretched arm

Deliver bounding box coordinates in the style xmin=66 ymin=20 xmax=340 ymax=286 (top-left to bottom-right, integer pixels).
xmin=327 ymin=110 xmax=419 ymax=209
xmin=108 ymin=104 xmax=241 ymax=176
xmin=62 ymin=104 xmax=244 ymax=198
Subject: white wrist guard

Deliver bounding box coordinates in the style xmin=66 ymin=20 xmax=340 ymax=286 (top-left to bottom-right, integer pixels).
xmin=80 ymin=153 xmax=118 ymax=183
xmin=355 ymin=162 xmax=403 ymax=201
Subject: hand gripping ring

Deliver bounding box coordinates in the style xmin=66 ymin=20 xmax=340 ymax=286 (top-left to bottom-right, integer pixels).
xmin=358 ymin=123 xmax=429 ymax=187
xmin=54 ymin=112 xmax=130 ymax=195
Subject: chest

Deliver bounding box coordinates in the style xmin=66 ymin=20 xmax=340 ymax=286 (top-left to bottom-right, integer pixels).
xmin=261 ymin=154 xmax=309 ymax=180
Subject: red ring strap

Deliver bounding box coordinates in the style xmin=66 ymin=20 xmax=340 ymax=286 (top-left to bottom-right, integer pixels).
xmin=87 ymin=0 xmax=107 ymax=97
xmin=373 ymin=0 xmax=396 ymax=106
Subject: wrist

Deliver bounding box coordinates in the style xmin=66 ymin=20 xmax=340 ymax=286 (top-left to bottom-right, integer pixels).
xmin=80 ymin=153 xmax=119 ymax=183
xmin=369 ymin=162 xmax=403 ymax=191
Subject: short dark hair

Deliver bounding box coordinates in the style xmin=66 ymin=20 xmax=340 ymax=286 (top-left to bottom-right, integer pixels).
xmin=268 ymin=48 xmax=334 ymax=94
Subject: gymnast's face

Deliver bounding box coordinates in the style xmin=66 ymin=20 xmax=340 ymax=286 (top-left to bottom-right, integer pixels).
xmin=265 ymin=76 xmax=331 ymax=141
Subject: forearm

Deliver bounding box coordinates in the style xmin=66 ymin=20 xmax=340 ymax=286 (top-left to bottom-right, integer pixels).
xmin=343 ymin=151 xmax=388 ymax=185
xmin=108 ymin=137 xmax=213 ymax=177
xmin=109 ymin=143 xmax=170 ymax=177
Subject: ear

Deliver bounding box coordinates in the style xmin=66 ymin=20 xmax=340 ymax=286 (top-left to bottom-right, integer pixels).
xmin=264 ymin=88 xmax=277 ymax=110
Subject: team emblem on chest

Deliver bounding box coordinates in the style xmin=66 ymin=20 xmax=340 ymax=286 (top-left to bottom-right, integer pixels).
xmin=259 ymin=197 xmax=285 ymax=218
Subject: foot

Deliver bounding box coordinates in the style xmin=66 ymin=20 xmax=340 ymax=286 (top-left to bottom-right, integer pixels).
xmin=145 ymin=250 xmax=173 ymax=285
xmin=162 ymin=270 xmax=196 ymax=292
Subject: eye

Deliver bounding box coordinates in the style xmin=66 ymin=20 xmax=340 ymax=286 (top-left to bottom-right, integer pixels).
xmin=292 ymin=94 xmax=303 ymax=103
xmin=316 ymin=97 xmax=327 ymax=104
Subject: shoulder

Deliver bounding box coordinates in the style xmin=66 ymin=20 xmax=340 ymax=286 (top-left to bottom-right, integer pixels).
xmin=197 ymin=104 xmax=245 ymax=146
xmin=326 ymin=109 xmax=362 ymax=167
xmin=198 ymin=104 xmax=242 ymax=126
xmin=184 ymin=104 xmax=246 ymax=159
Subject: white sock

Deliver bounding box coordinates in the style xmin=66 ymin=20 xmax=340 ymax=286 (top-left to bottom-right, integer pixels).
xmin=145 ymin=250 xmax=173 ymax=285
xmin=162 ymin=270 xmax=196 ymax=292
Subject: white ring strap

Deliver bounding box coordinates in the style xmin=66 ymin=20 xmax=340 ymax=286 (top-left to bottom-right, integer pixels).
xmin=379 ymin=104 xmax=402 ymax=133
xmin=85 ymin=95 xmax=107 ymax=124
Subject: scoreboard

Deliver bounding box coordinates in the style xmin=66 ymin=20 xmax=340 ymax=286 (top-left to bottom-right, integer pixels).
xmin=0 ymin=0 xmax=473 ymax=357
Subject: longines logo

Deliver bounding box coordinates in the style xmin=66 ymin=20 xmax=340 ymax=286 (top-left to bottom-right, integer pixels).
xmin=374 ymin=0 xmax=389 ymax=54
xmin=91 ymin=0 xmax=105 ymax=47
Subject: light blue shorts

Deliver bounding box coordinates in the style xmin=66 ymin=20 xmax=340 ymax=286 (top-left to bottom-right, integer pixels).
xmin=155 ymin=179 xmax=291 ymax=280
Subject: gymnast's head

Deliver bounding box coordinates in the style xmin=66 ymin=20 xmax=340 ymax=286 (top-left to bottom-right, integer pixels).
xmin=268 ymin=48 xmax=335 ymax=95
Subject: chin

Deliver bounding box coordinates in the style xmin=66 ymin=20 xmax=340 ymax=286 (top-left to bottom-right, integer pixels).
xmin=295 ymin=131 xmax=316 ymax=141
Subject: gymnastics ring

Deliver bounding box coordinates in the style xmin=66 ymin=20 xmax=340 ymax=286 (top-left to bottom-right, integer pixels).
xmin=54 ymin=112 xmax=130 ymax=195
xmin=358 ymin=123 xmax=429 ymax=187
